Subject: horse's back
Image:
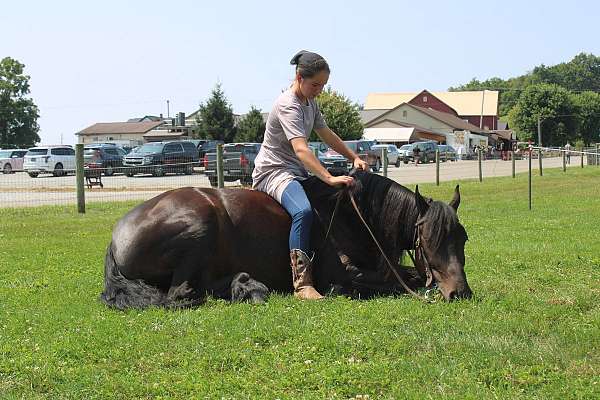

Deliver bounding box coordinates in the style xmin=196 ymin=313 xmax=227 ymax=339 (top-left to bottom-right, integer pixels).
xmin=110 ymin=187 xmax=292 ymax=291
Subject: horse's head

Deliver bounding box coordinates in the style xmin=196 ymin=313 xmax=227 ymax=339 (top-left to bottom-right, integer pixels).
xmin=414 ymin=185 xmax=472 ymax=301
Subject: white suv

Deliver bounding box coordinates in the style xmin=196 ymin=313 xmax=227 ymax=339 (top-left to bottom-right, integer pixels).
xmin=23 ymin=146 xmax=76 ymax=177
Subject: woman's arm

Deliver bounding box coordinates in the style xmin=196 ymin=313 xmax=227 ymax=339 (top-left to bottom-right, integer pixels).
xmin=315 ymin=126 xmax=369 ymax=171
xmin=290 ymin=137 xmax=354 ymax=187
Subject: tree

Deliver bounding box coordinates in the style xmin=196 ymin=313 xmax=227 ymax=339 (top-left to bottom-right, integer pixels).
xmin=508 ymin=83 xmax=576 ymax=146
xmin=314 ymin=87 xmax=363 ymax=141
xmin=234 ymin=106 xmax=265 ymax=143
xmin=0 ymin=57 xmax=40 ymax=148
xmin=571 ymin=91 xmax=600 ymax=145
xmin=450 ymin=53 xmax=600 ymax=121
xmin=195 ymin=83 xmax=236 ymax=142
xmin=532 ymin=53 xmax=600 ymax=92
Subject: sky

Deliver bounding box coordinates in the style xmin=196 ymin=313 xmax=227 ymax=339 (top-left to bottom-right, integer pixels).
xmin=2 ymin=0 xmax=599 ymax=145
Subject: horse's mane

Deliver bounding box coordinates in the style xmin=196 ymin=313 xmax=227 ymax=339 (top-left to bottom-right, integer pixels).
xmin=340 ymin=171 xmax=460 ymax=252
xmin=305 ymin=170 xmax=460 ymax=255
xmin=320 ymin=171 xmax=419 ymax=250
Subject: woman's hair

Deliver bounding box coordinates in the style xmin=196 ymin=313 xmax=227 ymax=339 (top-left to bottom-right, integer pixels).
xmin=290 ymin=50 xmax=330 ymax=78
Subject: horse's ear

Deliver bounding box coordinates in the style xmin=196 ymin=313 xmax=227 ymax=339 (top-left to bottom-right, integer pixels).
xmin=415 ymin=185 xmax=429 ymax=216
xmin=449 ymin=185 xmax=460 ymax=211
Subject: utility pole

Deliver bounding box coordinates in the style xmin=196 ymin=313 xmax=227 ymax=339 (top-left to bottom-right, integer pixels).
xmin=167 ymin=100 xmax=170 ymax=118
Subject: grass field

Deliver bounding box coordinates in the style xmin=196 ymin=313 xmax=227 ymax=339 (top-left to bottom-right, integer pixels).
xmin=1 ymin=167 xmax=599 ymax=399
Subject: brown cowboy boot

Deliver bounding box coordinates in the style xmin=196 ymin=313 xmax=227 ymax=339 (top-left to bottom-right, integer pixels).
xmin=290 ymin=249 xmax=324 ymax=300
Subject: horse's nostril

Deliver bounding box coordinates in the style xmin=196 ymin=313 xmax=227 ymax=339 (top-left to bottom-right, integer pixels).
xmin=447 ymin=290 xmax=457 ymax=300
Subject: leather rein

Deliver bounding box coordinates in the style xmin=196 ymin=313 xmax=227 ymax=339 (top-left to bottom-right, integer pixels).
xmin=322 ymin=188 xmax=435 ymax=302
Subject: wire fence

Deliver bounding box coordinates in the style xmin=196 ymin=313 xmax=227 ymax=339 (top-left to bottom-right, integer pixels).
xmin=1 ymin=144 xmax=598 ymax=210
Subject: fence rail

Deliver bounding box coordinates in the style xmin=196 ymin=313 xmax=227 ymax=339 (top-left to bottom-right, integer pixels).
xmin=1 ymin=144 xmax=598 ymax=210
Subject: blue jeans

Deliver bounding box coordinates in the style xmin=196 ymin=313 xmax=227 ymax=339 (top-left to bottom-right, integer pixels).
xmin=280 ymin=180 xmax=313 ymax=254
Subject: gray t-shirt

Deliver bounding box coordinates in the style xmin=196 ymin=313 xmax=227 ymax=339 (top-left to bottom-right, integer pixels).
xmin=252 ymin=88 xmax=327 ymax=202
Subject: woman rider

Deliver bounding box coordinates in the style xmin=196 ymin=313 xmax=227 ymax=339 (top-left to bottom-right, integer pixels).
xmin=252 ymin=50 xmax=369 ymax=300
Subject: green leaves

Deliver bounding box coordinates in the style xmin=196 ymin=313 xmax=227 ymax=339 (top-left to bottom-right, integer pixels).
xmin=195 ymin=83 xmax=236 ymax=142
xmin=234 ymin=105 xmax=265 ymax=143
xmin=508 ymin=83 xmax=575 ymax=145
xmin=314 ymin=87 xmax=363 ymax=141
xmin=0 ymin=57 xmax=40 ymax=148
xmin=451 ymin=52 xmax=600 ymax=146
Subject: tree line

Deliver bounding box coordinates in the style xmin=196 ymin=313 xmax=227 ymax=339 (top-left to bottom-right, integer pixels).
xmin=450 ymin=53 xmax=600 ymax=147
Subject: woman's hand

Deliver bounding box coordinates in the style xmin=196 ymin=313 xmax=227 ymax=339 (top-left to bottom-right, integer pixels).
xmin=326 ymin=175 xmax=354 ymax=188
xmin=353 ymin=157 xmax=370 ymax=171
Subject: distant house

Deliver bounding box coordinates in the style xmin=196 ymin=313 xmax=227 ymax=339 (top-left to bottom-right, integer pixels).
xmin=362 ymin=118 xmax=446 ymax=144
xmin=364 ymin=89 xmax=499 ymax=130
xmin=76 ymin=121 xmax=165 ymax=146
xmin=77 ymin=111 xmax=197 ymax=145
xmin=363 ymin=102 xmax=490 ymax=151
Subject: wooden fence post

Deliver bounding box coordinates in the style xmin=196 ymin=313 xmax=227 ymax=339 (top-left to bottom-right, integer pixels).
xmin=538 ymin=148 xmax=543 ymax=176
xmin=216 ymin=143 xmax=224 ymax=188
xmin=381 ymin=147 xmax=388 ymax=177
xmin=511 ymin=151 xmax=515 ymax=178
xmin=528 ymin=149 xmax=532 ymax=211
xmin=76 ymin=143 xmax=85 ymax=214
xmin=478 ymin=149 xmax=482 ymax=182
xmin=435 ymin=149 xmax=440 ymax=186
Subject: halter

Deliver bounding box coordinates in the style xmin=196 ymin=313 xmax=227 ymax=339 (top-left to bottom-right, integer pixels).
xmin=406 ymin=222 xmax=434 ymax=289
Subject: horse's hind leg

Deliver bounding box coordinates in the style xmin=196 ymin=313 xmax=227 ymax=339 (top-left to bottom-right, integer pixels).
xmin=166 ymin=258 xmax=206 ymax=308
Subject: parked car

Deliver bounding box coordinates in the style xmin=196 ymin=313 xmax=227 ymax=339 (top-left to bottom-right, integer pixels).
xmin=0 ymin=149 xmax=28 ymax=174
xmin=438 ymin=145 xmax=458 ymax=162
xmin=326 ymin=140 xmax=381 ymax=172
xmin=371 ymin=144 xmax=401 ymax=167
xmin=204 ymin=143 xmax=261 ymax=187
xmin=23 ymin=145 xmax=76 ymax=177
xmin=197 ymin=139 xmax=225 ymax=159
xmin=308 ymin=141 xmax=329 ymax=153
xmin=308 ymin=145 xmax=349 ymax=176
xmin=122 ymin=140 xmax=200 ymax=177
xmin=83 ymin=144 xmax=127 ymax=175
xmin=402 ymin=141 xmax=438 ymax=164
xmin=398 ymin=144 xmax=413 ymax=160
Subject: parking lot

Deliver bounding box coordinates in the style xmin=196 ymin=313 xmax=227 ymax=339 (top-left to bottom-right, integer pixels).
xmin=0 ymin=156 xmax=584 ymax=207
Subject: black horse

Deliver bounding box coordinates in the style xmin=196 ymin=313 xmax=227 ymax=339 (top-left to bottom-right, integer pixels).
xmin=101 ymin=171 xmax=472 ymax=309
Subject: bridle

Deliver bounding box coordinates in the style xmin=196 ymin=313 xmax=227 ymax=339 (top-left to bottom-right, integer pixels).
xmin=322 ymin=187 xmax=435 ymax=302
xmin=406 ymin=222 xmax=435 ymax=289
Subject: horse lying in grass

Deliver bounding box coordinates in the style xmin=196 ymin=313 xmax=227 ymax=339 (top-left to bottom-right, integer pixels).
xmin=101 ymin=170 xmax=472 ymax=309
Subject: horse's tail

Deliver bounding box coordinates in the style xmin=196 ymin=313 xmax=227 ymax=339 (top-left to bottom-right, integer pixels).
xmin=100 ymin=242 xmax=166 ymax=310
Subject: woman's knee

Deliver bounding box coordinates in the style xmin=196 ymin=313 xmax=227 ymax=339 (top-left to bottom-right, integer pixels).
xmin=294 ymin=204 xmax=313 ymax=224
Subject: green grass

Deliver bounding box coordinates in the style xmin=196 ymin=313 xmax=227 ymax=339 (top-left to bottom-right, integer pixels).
xmin=1 ymin=168 xmax=599 ymax=399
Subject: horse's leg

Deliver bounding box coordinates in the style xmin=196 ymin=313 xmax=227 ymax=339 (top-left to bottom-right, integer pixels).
xmin=312 ymin=244 xmax=350 ymax=296
xmin=339 ymin=252 xmax=386 ymax=284
xmin=165 ymin=256 xmax=207 ymax=308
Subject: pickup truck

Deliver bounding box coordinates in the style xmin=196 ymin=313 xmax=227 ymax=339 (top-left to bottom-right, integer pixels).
xmin=204 ymin=143 xmax=261 ymax=187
